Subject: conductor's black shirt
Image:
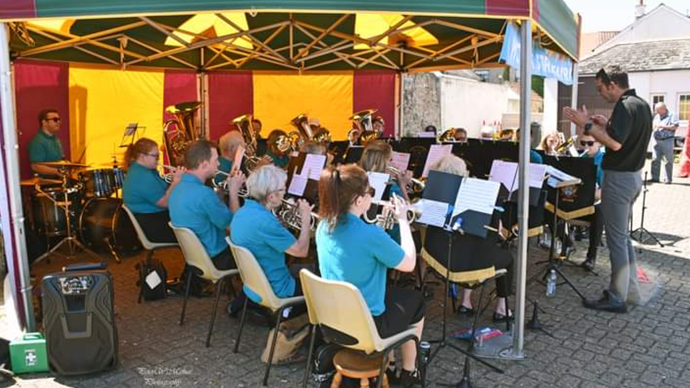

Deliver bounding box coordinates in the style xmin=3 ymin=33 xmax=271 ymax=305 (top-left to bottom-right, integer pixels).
xmin=602 ymin=89 xmax=652 ymax=172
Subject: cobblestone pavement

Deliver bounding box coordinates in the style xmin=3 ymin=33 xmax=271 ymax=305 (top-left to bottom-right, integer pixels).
xmin=2 ymin=173 xmax=689 ymax=388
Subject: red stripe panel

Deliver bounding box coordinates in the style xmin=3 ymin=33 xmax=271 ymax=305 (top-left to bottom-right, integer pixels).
xmin=15 ymin=60 xmax=70 ymax=179
xmin=207 ymin=71 xmax=253 ymax=141
xmin=0 ymin=0 xmax=37 ymax=20
xmin=163 ymin=70 xmax=198 ymax=123
xmin=532 ymin=0 xmax=540 ymax=22
xmin=486 ymin=0 xmax=530 ymax=17
xmin=353 ymin=70 xmax=396 ymax=138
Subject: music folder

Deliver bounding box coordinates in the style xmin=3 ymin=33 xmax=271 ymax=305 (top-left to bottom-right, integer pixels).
xmin=343 ymin=146 xmax=364 ymax=164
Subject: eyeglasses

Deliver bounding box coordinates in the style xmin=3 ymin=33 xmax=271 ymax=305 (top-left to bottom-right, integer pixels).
xmin=580 ymin=140 xmax=596 ymax=147
xmin=45 ymin=117 xmax=61 ymax=123
xmin=145 ymin=152 xmax=160 ymax=159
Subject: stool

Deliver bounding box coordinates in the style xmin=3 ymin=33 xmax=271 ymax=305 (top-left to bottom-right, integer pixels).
xmin=331 ymin=349 xmax=390 ymax=388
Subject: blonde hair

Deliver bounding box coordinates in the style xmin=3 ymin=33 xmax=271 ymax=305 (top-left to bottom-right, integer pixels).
xmin=219 ymin=130 xmax=244 ymax=156
xmin=539 ymin=131 xmax=561 ymax=151
xmin=300 ymin=141 xmax=326 ymax=155
xmin=359 ymin=140 xmax=392 ymax=173
xmin=429 ymin=155 xmax=469 ymax=177
xmin=246 ymin=164 xmax=287 ymax=204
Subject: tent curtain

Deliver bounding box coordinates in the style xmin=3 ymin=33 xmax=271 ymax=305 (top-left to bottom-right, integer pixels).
xmin=353 ymin=70 xmax=396 ymax=138
xmin=68 ymin=65 xmax=164 ymax=166
xmin=14 ymin=60 xmax=70 ymax=179
xmin=253 ymin=73 xmax=354 ymax=140
xmin=163 ymin=70 xmax=198 ymax=122
xmin=208 ymin=71 xmax=253 ymax=141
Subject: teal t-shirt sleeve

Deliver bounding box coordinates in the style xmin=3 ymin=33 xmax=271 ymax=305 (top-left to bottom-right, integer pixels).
xmin=201 ymin=191 xmax=233 ymax=230
xmin=366 ymin=224 xmax=405 ymax=268
xmin=262 ymin=217 xmax=297 ymax=253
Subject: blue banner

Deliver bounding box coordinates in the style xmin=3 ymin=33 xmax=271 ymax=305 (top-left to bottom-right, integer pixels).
xmin=500 ymin=22 xmax=574 ymax=86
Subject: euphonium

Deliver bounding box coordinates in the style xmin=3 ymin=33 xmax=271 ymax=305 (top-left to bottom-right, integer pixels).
xmin=288 ymin=114 xmax=314 ymax=152
xmin=232 ymin=114 xmax=257 ymax=156
xmin=350 ymin=109 xmax=379 ymax=146
xmin=163 ymin=101 xmax=202 ymax=167
xmin=272 ymin=198 xmax=320 ymax=231
xmin=386 ymin=166 xmax=426 ymax=194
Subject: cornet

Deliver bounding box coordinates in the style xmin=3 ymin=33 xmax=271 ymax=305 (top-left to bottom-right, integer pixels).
xmin=272 ymin=198 xmax=320 ymax=232
xmin=362 ymin=199 xmax=420 ymax=230
xmin=161 ymin=164 xmax=178 ymax=183
xmin=387 ymin=166 xmax=426 ymax=194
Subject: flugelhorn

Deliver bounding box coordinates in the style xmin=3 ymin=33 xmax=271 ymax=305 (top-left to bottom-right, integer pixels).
xmin=272 ymin=198 xmax=320 ymax=232
xmin=387 ymin=166 xmax=426 ymax=194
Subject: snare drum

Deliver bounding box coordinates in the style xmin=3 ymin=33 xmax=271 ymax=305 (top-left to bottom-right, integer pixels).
xmin=32 ymin=186 xmax=81 ymax=237
xmin=79 ymin=197 xmax=140 ymax=255
xmin=83 ymin=169 xmax=116 ymax=197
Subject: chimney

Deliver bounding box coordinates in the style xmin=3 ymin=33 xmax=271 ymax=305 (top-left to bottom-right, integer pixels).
xmin=635 ymin=0 xmax=646 ymax=19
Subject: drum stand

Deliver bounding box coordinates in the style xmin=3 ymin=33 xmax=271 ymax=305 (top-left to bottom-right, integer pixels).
xmin=35 ymin=170 xmax=101 ymax=263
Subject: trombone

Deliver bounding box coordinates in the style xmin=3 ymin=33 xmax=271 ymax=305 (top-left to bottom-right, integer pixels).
xmin=386 ymin=166 xmax=426 ymax=194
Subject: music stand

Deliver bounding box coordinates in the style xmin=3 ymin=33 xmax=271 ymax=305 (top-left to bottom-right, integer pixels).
xmin=119 ymin=123 xmax=142 ymax=148
xmin=630 ymin=172 xmax=664 ymax=248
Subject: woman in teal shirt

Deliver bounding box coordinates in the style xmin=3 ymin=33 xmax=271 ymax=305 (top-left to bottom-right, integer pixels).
xmin=122 ymin=138 xmax=183 ymax=243
xmin=316 ymin=164 xmax=425 ymax=387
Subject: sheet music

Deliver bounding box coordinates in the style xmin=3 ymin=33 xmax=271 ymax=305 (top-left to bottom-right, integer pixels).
xmin=302 ymin=154 xmax=327 ymax=181
xmin=389 ymin=151 xmax=411 ymax=173
xmin=287 ymin=174 xmax=308 ymax=196
xmin=453 ymin=178 xmax=500 ymax=217
xmin=415 ymin=199 xmax=449 ymax=228
xmin=489 ymin=160 xmax=518 ymax=193
xmin=529 ymin=163 xmax=548 ymax=188
xmin=416 ymin=132 xmax=437 ymax=138
xmin=422 ymin=144 xmax=453 ymax=178
xmin=545 ymin=166 xmax=580 ymax=188
xmin=367 ymin=172 xmax=390 ymax=203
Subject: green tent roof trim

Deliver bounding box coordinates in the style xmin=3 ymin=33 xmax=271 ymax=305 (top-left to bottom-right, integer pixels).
xmin=2 ymin=0 xmax=579 ymax=72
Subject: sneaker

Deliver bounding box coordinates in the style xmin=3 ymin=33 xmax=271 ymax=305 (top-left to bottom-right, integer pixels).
xmin=583 ymin=290 xmax=627 ymax=313
xmin=398 ymin=368 xmax=422 ymax=387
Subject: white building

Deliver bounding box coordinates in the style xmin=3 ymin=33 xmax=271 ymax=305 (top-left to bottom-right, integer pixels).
xmin=577 ymin=3 xmax=690 ymax=140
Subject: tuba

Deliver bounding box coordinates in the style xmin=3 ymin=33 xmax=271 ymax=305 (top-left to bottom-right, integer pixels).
xmin=350 ymin=109 xmax=379 ymax=146
xmin=438 ymin=128 xmax=459 ymax=143
xmin=231 ymin=114 xmax=264 ymax=172
xmin=288 ymin=114 xmax=314 ymax=152
xmin=163 ymin=101 xmax=202 ymax=167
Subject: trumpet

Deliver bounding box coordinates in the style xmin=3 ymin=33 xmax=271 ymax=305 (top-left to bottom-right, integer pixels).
xmin=386 ymin=166 xmax=426 ymax=194
xmin=362 ymin=199 xmax=420 ymax=230
xmin=272 ymin=198 xmax=320 ymax=232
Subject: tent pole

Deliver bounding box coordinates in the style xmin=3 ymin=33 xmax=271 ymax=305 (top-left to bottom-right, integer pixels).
xmin=512 ymin=19 xmax=532 ymax=358
xmin=569 ymin=63 xmax=580 ymax=138
xmin=0 ymin=23 xmax=36 ymax=332
xmin=398 ymin=73 xmax=404 ymax=139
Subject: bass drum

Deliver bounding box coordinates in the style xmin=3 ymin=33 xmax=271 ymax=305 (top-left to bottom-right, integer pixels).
xmin=79 ymin=198 xmax=140 ymax=256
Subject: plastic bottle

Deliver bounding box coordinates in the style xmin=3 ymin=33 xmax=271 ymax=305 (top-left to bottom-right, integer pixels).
xmin=419 ymin=341 xmax=431 ymax=382
xmin=546 ymin=269 xmax=557 ymax=297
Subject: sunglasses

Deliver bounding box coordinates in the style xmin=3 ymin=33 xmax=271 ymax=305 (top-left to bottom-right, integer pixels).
xmin=45 ymin=117 xmax=61 ymax=123
xmin=580 ymin=140 xmax=596 ymax=147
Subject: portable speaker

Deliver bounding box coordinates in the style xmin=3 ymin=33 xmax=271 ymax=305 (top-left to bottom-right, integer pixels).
xmin=41 ymin=263 xmax=118 ymax=375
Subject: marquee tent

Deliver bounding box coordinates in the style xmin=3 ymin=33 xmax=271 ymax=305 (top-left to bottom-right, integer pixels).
xmin=0 ymin=0 xmax=581 ymax=358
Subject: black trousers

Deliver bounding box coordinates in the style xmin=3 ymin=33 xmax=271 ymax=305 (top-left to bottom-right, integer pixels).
xmin=133 ymin=211 xmax=176 ymax=244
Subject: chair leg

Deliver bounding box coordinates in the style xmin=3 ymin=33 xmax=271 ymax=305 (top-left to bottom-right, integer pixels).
xmin=179 ymin=267 xmax=193 ymax=326
xmin=302 ymin=325 xmax=316 ymax=388
xmin=375 ymin=350 xmax=390 ymax=388
xmin=263 ymin=307 xmax=284 ymax=386
xmin=233 ymin=296 xmax=249 ymax=353
xmin=206 ymin=277 xmax=225 ymax=348
xmin=503 ymin=290 xmax=511 ymax=333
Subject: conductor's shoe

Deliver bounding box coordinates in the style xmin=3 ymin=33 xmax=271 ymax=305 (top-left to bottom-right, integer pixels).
xmin=583 ymin=291 xmax=627 ymax=313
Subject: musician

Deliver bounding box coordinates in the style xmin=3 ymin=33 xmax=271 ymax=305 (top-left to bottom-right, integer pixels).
xmin=169 ymin=140 xmax=245 ymax=272
xmin=231 ymin=165 xmax=313 ymax=300
xmin=29 ymin=108 xmax=65 ymax=177
xmin=316 ymin=164 xmax=424 ymax=386
xmin=359 ymin=140 xmax=412 ymax=243
xmin=372 ymin=116 xmax=385 ymax=137
xmin=266 ymin=129 xmax=290 ymax=168
xmin=579 ymin=135 xmax=605 ymax=271
xmin=122 ymin=138 xmax=182 ymax=243
xmin=347 ymin=128 xmax=361 ymax=147
xmin=300 ymin=140 xmax=334 ymax=166
xmin=539 ymin=131 xmax=562 ymax=156
xmin=215 ymin=131 xmax=244 ymax=186
xmin=454 ymin=128 xmax=468 ymax=143
xmin=564 ymin=65 xmax=652 ymax=312
xmin=425 ymin=154 xmax=514 ymax=322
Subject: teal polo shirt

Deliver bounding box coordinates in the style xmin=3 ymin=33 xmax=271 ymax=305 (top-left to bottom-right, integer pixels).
xmin=316 ymin=213 xmax=404 ymax=316
xmin=123 ymin=162 xmax=168 ymax=214
xmin=214 ymin=156 xmax=233 ymax=186
xmin=231 ymin=199 xmax=297 ymax=298
xmin=267 ymin=149 xmax=289 ymax=168
xmin=28 ymin=130 xmax=64 ymax=164
xmin=169 ymin=173 xmax=233 ymax=257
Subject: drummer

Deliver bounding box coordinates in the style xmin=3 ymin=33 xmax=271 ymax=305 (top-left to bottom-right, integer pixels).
xmin=122 ymin=138 xmax=183 ymax=243
xmin=28 ymin=109 xmax=65 ymax=177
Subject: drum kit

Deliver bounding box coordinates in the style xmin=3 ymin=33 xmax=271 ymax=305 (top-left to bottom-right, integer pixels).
xmin=25 ymin=159 xmax=139 ymax=263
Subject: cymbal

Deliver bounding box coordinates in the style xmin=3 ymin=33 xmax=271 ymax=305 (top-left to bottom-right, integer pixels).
xmin=37 ymin=160 xmax=89 ymax=168
xmin=21 ymin=177 xmax=62 ymax=186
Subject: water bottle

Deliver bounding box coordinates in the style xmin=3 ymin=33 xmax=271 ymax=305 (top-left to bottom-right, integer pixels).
xmin=419 ymin=341 xmax=431 ymax=382
xmin=546 ymin=269 xmax=557 ymax=297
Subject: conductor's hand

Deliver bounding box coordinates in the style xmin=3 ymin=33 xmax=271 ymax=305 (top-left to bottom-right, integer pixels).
xmin=227 ymin=170 xmax=246 ymax=194
xmin=390 ymin=193 xmax=410 ymax=222
xmin=563 ymin=105 xmax=589 ymax=127
xmin=590 ymin=115 xmax=608 ymax=127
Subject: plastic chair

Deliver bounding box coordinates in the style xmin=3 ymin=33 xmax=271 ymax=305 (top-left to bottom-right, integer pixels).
xmin=121 ymin=205 xmax=179 ymax=303
xmin=299 ymin=269 xmax=420 ymax=388
xmin=227 ymin=237 xmax=305 ymax=386
xmin=169 ymin=223 xmax=238 ymax=347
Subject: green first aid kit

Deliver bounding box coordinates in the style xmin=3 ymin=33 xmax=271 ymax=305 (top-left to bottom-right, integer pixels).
xmin=9 ymin=333 xmax=49 ymax=374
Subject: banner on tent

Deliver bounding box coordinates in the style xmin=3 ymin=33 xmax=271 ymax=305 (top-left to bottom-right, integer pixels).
xmin=499 ymin=22 xmax=574 ymax=86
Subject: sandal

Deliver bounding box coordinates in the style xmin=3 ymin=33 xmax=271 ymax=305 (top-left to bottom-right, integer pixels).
xmin=492 ymin=310 xmax=514 ymax=323
xmin=457 ymin=305 xmax=474 ymax=315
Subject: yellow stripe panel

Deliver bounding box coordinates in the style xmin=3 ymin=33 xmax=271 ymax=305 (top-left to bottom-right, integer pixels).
xmin=253 ymin=72 xmax=354 ymax=140
xmin=69 ymin=65 xmax=165 ymax=167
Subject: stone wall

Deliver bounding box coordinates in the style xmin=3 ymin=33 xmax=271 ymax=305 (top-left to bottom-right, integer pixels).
xmin=401 ymin=73 xmax=441 ymax=137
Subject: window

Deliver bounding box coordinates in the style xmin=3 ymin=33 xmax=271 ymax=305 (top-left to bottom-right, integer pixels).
xmin=680 ymin=94 xmax=690 ymax=121
xmin=651 ymin=94 xmax=665 ymax=106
